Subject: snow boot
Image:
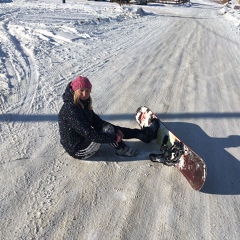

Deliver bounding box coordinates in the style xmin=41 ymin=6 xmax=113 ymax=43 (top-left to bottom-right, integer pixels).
xmin=138 ymin=118 xmax=159 ymax=143
xmin=116 ymin=145 xmax=139 ymax=157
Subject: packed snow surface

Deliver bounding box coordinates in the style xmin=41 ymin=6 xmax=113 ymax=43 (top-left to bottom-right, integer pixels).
xmin=0 ymin=0 xmax=240 ymax=239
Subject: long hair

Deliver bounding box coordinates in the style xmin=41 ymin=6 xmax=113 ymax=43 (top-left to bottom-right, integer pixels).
xmin=73 ymin=92 xmax=92 ymax=110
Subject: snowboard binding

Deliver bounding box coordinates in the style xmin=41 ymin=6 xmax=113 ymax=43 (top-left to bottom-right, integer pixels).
xmin=149 ymin=140 xmax=184 ymax=166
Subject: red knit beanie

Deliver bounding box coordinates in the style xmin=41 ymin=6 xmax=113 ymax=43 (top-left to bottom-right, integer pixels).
xmin=70 ymin=76 xmax=92 ymax=91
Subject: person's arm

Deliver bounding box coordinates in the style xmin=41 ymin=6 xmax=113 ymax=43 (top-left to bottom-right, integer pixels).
xmin=66 ymin=105 xmax=117 ymax=144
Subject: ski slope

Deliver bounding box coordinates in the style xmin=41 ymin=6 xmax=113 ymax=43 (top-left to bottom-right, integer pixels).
xmin=0 ymin=0 xmax=240 ymax=239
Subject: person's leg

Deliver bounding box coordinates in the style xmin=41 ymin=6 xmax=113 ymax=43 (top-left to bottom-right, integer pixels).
xmin=117 ymin=127 xmax=141 ymax=139
xmin=73 ymin=139 xmax=101 ymax=159
xmin=102 ymin=124 xmax=138 ymax=157
xmin=117 ymin=118 xmax=159 ymax=143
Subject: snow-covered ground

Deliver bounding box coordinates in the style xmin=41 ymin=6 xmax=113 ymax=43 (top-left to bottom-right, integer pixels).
xmin=0 ymin=0 xmax=240 ymax=239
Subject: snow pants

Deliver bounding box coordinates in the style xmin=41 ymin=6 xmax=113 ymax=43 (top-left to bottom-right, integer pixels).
xmin=73 ymin=125 xmax=142 ymax=160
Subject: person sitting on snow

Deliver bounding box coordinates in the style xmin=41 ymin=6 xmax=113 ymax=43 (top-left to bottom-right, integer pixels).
xmin=58 ymin=76 xmax=158 ymax=159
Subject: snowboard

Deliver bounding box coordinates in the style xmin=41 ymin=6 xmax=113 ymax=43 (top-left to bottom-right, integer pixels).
xmin=136 ymin=106 xmax=207 ymax=191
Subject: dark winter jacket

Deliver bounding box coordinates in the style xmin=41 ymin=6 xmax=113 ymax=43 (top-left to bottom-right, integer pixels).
xmin=58 ymin=83 xmax=117 ymax=156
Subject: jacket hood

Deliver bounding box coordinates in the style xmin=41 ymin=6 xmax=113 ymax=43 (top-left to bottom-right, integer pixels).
xmin=62 ymin=82 xmax=74 ymax=104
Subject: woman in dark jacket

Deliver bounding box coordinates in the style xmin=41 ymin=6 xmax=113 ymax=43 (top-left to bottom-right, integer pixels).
xmin=58 ymin=76 xmax=157 ymax=159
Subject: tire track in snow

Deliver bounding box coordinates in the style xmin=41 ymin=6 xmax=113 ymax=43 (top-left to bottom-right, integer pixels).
xmin=0 ymin=15 xmax=40 ymax=161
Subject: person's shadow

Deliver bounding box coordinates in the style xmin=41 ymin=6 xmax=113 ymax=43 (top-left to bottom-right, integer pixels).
xmin=93 ymin=120 xmax=240 ymax=195
xmin=90 ymin=113 xmax=240 ymax=195
xmin=0 ymin=0 xmax=12 ymax=3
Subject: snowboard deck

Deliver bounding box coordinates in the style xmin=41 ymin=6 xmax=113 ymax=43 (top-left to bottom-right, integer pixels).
xmin=136 ymin=106 xmax=207 ymax=191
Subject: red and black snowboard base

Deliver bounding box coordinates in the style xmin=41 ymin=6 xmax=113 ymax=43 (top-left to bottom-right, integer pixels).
xmin=136 ymin=106 xmax=207 ymax=191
